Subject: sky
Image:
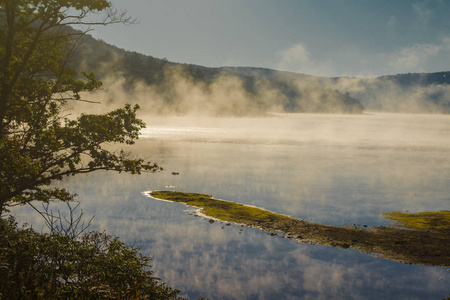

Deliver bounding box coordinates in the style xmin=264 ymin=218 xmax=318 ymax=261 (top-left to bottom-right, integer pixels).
xmin=86 ymin=0 xmax=450 ymax=77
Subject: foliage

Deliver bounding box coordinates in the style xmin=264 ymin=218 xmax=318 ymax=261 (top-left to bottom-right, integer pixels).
xmin=0 ymin=216 xmax=181 ymax=299
xmin=0 ymin=0 xmax=160 ymax=214
xmin=0 ymin=2 xmax=189 ymax=298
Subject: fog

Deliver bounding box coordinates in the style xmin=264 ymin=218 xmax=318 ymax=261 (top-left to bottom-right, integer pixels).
xmin=74 ymin=66 xmax=288 ymax=117
xmin=70 ymin=32 xmax=450 ymax=117
xmin=327 ymin=76 xmax=450 ymax=113
xmin=71 ymin=66 xmax=450 ymax=119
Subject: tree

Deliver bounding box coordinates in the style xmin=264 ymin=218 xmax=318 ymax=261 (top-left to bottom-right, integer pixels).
xmin=0 ymin=0 xmax=160 ymax=214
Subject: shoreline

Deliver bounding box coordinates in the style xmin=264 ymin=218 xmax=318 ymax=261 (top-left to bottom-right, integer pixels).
xmin=145 ymin=191 xmax=450 ymax=268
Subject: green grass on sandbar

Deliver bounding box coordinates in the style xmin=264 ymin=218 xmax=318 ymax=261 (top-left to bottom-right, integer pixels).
xmin=381 ymin=211 xmax=450 ymax=231
xmin=149 ymin=191 xmax=294 ymax=224
xmin=149 ymin=191 xmax=450 ymax=267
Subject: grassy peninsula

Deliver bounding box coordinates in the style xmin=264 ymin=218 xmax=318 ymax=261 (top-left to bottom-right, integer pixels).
xmin=148 ymin=191 xmax=450 ymax=267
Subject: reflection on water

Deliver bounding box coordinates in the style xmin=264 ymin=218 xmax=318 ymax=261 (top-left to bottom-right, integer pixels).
xmin=12 ymin=113 xmax=450 ymax=299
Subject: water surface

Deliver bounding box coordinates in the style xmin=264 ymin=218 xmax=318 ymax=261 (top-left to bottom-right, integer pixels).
xmin=13 ymin=113 xmax=450 ymax=299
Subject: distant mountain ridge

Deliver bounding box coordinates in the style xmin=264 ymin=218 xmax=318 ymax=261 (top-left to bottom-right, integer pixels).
xmin=378 ymin=72 xmax=450 ymax=87
xmin=72 ymin=31 xmax=450 ymax=115
xmin=222 ymin=66 xmax=450 ymax=86
xmin=223 ymin=67 xmax=450 ymax=113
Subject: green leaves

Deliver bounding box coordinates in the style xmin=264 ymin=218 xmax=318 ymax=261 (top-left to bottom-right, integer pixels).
xmin=0 ymin=101 xmax=161 ymax=209
xmin=0 ymin=217 xmax=181 ymax=299
xmin=0 ymin=1 xmax=158 ymax=213
xmin=0 ymin=1 xmax=177 ymax=298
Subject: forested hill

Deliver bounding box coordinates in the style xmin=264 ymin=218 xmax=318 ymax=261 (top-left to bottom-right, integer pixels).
xmin=72 ymin=31 xmax=450 ymax=115
xmin=72 ymin=33 xmax=363 ymax=116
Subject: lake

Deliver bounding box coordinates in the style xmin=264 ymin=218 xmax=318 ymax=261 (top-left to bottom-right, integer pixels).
xmin=13 ymin=113 xmax=450 ymax=299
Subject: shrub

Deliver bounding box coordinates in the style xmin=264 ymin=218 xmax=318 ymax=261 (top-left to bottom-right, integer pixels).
xmin=0 ymin=217 xmax=181 ymax=299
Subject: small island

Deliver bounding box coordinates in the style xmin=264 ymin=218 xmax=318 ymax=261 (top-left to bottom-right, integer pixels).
xmin=147 ymin=191 xmax=450 ymax=267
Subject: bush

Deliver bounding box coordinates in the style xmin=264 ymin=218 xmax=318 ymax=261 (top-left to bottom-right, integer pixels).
xmin=0 ymin=217 xmax=181 ymax=299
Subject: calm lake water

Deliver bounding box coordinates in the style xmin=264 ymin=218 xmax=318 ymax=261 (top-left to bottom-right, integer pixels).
xmin=13 ymin=113 xmax=450 ymax=299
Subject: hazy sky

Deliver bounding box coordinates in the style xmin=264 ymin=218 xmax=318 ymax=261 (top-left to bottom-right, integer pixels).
xmin=87 ymin=0 xmax=450 ymax=77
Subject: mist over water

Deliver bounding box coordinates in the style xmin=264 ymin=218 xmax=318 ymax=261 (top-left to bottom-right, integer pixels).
xmin=141 ymin=112 xmax=450 ymax=149
xmin=75 ymin=69 xmax=285 ymax=117
xmin=136 ymin=113 xmax=450 ymax=223
xmin=329 ymin=76 xmax=450 ymax=113
xmin=74 ymin=67 xmax=450 ymax=120
xmin=12 ymin=112 xmax=450 ymax=299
